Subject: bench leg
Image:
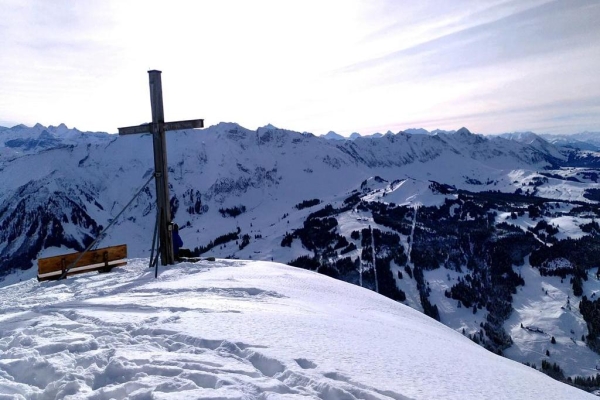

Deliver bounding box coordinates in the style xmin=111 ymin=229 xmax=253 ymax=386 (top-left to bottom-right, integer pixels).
xmin=98 ymin=251 xmax=113 ymax=273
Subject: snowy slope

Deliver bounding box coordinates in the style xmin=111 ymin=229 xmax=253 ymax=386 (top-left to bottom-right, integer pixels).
xmin=505 ymin=261 xmax=600 ymax=377
xmin=362 ymin=178 xmax=450 ymax=207
xmin=0 ymin=259 xmax=594 ymax=400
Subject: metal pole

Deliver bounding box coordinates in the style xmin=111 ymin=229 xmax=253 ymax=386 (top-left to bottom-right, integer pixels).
xmin=149 ymin=209 xmax=159 ymax=268
xmin=155 ymin=210 xmax=163 ymax=278
xmin=148 ymin=70 xmax=175 ymax=266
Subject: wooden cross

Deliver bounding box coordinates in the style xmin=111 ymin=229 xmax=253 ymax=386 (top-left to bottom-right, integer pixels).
xmin=118 ymin=70 xmax=203 ymax=267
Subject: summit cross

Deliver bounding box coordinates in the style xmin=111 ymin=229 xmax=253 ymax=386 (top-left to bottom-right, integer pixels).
xmin=118 ymin=70 xmax=203 ymax=267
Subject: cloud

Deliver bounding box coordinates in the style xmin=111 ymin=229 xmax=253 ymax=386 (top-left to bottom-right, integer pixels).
xmin=342 ymin=0 xmax=600 ymax=80
xmin=322 ymin=0 xmax=600 ymax=135
xmin=0 ymin=0 xmax=598 ymax=135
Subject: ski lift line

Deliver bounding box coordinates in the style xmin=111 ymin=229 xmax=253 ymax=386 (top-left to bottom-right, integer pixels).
xmin=58 ymin=173 xmax=156 ymax=280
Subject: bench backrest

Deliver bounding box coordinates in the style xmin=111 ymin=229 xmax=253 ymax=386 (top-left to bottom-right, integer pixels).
xmin=37 ymin=244 xmax=127 ymax=281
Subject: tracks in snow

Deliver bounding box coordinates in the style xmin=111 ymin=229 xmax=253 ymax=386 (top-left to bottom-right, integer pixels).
xmin=0 ymin=262 xmax=409 ymax=400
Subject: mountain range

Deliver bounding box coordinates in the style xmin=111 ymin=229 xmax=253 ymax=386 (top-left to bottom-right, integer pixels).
xmin=320 ymin=127 xmax=600 ymax=152
xmin=1 ymin=122 xmax=599 ymax=393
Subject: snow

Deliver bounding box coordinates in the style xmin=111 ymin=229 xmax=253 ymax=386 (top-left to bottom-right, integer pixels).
xmin=549 ymin=216 xmax=587 ymax=240
xmin=0 ymin=260 xmax=594 ymax=399
xmin=495 ymin=211 xmax=588 ymax=242
xmin=402 ymin=128 xmax=430 ymax=135
xmin=321 ymin=131 xmax=346 ymax=141
xmin=1 ymin=122 xmax=596 ymax=271
xmin=2 ymin=122 xmax=600 ymax=398
xmin=362 ymin=178 xmax=452 ymax=207
xmin=424 ymin=268 xmax=487 ymax=336
xmin=505 ymin=261 xmax=600 ymax=377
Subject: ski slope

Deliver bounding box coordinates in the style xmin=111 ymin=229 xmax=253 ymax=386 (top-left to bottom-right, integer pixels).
xmin=0 ymin=260 xmax=594 ymax=399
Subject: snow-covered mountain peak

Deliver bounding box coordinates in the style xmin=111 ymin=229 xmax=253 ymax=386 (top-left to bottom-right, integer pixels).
xmin=540 ymin=132 xmax=600 ymax=152
xmin=207 ymin=122 xmax=250 ymax=140
xmin=6 ymin=124 xmax=29 ymax=131
xmin=496 ymin=131 xmax=566 ymax=161
xmin=360 ymin=175 xmax=389 ymax=192
xmin=403 ymin=128 xmax=430 ymax=135
xmin=210 ymin=121 xmax=244 ymax=131
xmin=431 ymin=128 xmax=456 ymax=135
xmin=48 ymin=122 xmax=76 ymax=135
xmin=322 ymin=131 xmax=346 ymax=140
xmin=498 ymin=131 xmax=542 ymax=144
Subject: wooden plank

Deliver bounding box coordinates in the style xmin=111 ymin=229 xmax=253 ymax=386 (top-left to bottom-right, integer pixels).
xmin=38 ymin=261 xmax=127 ymax=281
xmin=163 ymin=119 xmax=204 ymax=131
xmin=37 ymin=244 xmax=127 ymax=276
xmin=118 ymin=124 xmax=151 ymax=135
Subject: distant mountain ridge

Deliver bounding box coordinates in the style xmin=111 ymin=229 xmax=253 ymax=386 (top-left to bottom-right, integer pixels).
xmin=1 ymin=121 xmax=596 ymax=278
xmin=1 ymin=121 xmax=597 ymax=271
xmin=319 ymin=126 xmax=600 ymax=147
xmin=540 ymin=132 xmax=600 ymax=152
xmin=2 ymin=121 xmax=600 ymax=389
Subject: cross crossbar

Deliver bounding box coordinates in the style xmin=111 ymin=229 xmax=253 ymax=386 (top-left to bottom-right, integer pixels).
xmin=119 ymin=119 xmax=204 ymax=136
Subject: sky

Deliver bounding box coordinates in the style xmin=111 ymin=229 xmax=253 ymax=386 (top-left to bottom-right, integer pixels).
xmin=0 ymin=0 xmax=599 ymax=137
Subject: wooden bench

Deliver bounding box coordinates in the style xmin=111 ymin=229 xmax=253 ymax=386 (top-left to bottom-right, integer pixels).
xmin=37 ymin=244 xmax=128 ymax=281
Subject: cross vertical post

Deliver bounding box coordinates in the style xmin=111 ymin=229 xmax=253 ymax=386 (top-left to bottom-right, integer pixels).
xmin=148 ymin=70 xmax=175 ymax=266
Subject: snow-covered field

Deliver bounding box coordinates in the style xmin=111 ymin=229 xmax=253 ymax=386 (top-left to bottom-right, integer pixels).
xmin=505 ymin=262 xmax=600 ymax=377
xmin=425 ymin=261 xmax=600 ymax=378
xmin=0 ymin=260 xmax=594 ymax=399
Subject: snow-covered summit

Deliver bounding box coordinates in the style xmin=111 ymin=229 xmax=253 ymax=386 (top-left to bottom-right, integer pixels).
xmin=260 ymin=123 xmax=278 ymax=130
xmin=0 ymin=259 xmax=593 ymax=399
xmin=430 ymin=128 xmax=457 ymax=135
xmin=0 ymin=122 xmax=111 ymax=158
xmin=498 ymin=131 xmax=540 ymax=143
xmin=403 ymin=128 xmax=431 ymax=135
xmin=322 ymin=131 xmax=346 ymax=140
xmin=498 ymin=131 xmax=566 ymax=160
xmin=541 ymin=132 xmax=600 ymax=152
